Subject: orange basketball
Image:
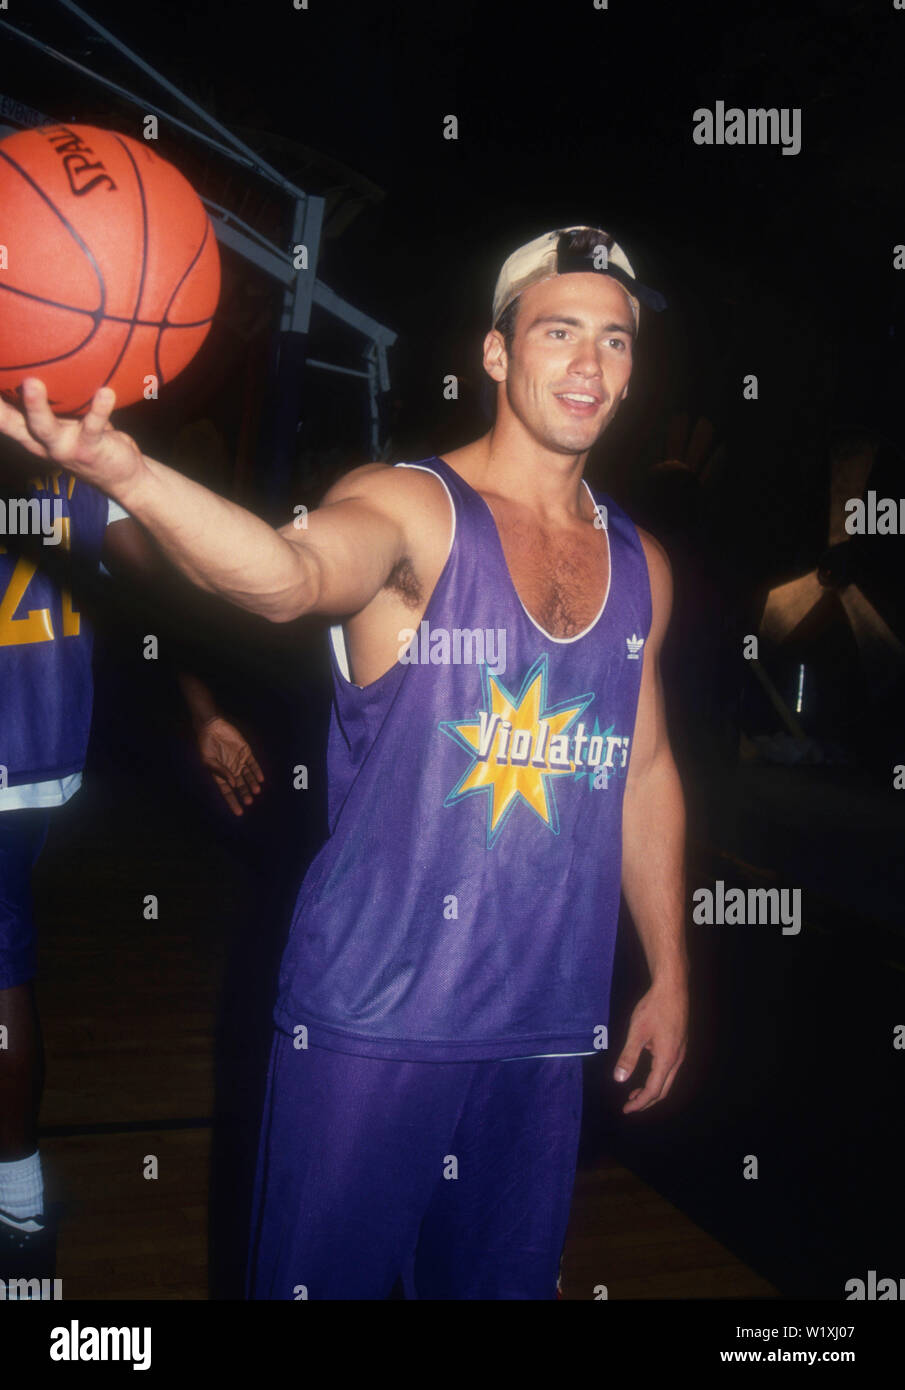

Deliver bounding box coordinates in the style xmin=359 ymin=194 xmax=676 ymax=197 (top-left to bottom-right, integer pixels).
xmin=0 ymin=122 xmax=220 ymax=416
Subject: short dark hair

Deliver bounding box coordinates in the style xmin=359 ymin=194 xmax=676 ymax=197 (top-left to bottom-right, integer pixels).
xmin=493 ymin=294 xmax=521 ymax=354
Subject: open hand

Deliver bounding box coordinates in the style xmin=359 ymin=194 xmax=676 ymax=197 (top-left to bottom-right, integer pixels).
xmin=196 ymin=716 xmax=264 ymax=817
xmin=0 ymin=378 xmax=147 ymax=498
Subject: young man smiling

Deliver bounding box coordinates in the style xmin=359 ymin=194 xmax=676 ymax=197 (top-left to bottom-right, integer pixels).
xmin=0 ymin=224 xmax=688 ymax=1300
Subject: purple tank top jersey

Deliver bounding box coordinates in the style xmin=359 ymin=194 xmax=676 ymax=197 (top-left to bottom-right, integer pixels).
xmin=1 ymin=470 xmax=108 ymax=785
xmin=273 ymin=456 xmax=652 ymax=1060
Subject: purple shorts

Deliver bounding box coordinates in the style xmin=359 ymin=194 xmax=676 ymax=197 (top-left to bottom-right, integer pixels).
xmin=0 ymin=809 xmax=50 ymax=990
xmin=246 ymin=1029 xmax=584 ymax=1300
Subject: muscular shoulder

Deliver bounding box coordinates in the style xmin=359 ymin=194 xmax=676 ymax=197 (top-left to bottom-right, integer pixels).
xmin=635 ymin=525 xmax=673 ymax=644
xmin=321 ymin=462 xmax=448 ymax=554
xmin=321 ymin=461 xmax=446 ymax=522
xmin=319 ymin=462 xmax=453 ymax=597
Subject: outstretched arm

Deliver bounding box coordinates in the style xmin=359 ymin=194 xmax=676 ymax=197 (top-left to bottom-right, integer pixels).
xmin=0 ymin=380 xmax=407 ymax=622
xmin=614 ymin=530 xmax=689 ymax=1113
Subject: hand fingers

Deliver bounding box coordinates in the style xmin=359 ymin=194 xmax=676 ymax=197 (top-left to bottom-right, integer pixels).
xmin=227 ymin=744 xmax=263 ymax=797
xmin=225 ymin=760 xmax=260 ymax=803
xmin=0 ymin=393 xmax=51 ymax=458
xmin=202 ymin=746 xmax=260 ymax=807
xmin=238 ymin=763 xmax=263 ymax=796
xmin=656 ymin=1055 xmax=683 ymax=1103
xmin=20 ymin=378 xmax=116 ymax=457
xmin=622 ymin=1076 xmax=660 ymax=1113
xmin=78 ymin=386 xmax=117 ymax=447
xmin=235 ymin=770 xmax=255 ymax=803
xmin=20 ymin=378 xmax=65 ymax=448
xmin=622 ymin=1047 xmax=685 ymax=1113
xmin=613 ymin=1036 xmax=643 ymax=1083
xmin=213 ymin=773 xmax=243 ymax=817
xmin=219 ymin=758 xmax=255 ymax=802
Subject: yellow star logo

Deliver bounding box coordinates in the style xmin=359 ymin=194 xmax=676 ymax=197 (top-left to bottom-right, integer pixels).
xmin=439 ymin=654 xmax=593 ymax=847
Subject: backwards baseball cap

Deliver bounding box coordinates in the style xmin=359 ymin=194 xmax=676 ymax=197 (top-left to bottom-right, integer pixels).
xmin=491 ymin=225 xmax=667 ymax=334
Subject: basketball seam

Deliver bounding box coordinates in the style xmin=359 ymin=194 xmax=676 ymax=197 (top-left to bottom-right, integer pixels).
xmin=64 ymin=133 xmax=153 ymax=416
xmin=155 ymin=211 xmax=215 ymax=389
xmin=0 ymin=283 xmax=98 ymax=370
xmin=0 ymin=281 xmax=212 ymax=331
xmin=0 ymin=143 xmax=106 ymax=383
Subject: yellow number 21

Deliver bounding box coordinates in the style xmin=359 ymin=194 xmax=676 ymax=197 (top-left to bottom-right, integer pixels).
xmin=0 ymin=516 xmax=81 ymax=647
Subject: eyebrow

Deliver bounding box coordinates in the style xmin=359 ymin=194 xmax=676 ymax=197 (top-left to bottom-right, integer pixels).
xmin=529 ymin=314 xmax=636 ymax=338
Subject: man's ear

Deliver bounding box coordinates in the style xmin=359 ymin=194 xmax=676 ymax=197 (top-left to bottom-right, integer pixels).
xmin=483 ymin=329 xmax=508 ymax=384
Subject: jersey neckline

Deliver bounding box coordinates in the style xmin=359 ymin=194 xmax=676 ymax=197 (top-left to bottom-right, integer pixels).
xmin=434 ymin=455 xmax=612 ymax=645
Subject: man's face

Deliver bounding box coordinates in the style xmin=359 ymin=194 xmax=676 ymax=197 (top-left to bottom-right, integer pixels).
xmin=486 ymin=272 xmax=635 ymax=455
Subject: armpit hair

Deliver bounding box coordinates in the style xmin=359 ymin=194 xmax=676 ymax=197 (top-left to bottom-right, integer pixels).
xmin=384 ymin=555 xmax=422 ymax=608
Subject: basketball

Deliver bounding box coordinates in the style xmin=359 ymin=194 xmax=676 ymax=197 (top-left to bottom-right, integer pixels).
xmin=0 ymin=122 xmax=220 ymax=416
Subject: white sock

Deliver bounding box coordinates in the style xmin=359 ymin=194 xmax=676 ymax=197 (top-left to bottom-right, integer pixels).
xmin=0 ymin=1150 xmax=44 ymax=1228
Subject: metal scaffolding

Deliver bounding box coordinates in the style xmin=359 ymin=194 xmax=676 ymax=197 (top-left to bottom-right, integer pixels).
xmin=0 ymin=0 xmax=397 ymax=472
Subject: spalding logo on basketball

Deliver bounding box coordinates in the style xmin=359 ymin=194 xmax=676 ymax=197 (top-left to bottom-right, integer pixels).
xmin=0 ymin=122 xmax=221 ymax=416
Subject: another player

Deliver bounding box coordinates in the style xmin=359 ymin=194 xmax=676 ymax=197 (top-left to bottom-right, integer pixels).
xmin=0 ymin=225 xmax=689 ymax=1299
xmin=0 ymin=464 xmax=262 ymax=1280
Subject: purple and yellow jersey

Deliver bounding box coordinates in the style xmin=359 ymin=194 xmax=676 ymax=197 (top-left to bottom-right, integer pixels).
xmin=274 ymin=456 xmax=651 ymax=1060
xmin=0 ymin=469 xmax=116 ymax=802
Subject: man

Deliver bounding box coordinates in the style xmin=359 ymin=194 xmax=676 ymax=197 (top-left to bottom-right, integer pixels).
xmin=0 ymin=465 xmax=263 ymax=1280
xmin=0 ymin=225 xmax=689 ymax=1300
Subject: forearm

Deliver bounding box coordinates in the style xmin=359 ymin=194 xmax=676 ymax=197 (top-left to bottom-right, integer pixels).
xmin=114 ymin=452 xmax=313 ymax=620
xmin=176 ymin=671 xmax=221 ymax=731
xmin=620 ymin=754 xmax=688 ymax=986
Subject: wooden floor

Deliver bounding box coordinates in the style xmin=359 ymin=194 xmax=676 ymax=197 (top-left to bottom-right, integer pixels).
xmin=40 ymin=1129 xmax=778 ymax=1300
xmin=32 ymin=782 xmax=777 ymax=1300
xmin=561 ymin=1163 xmax=776 ymax=1300
xmin=35 ymin=783 xmax=230 ymax=1300
xmin=42 ymin=1129 xmax=210 ymax=1300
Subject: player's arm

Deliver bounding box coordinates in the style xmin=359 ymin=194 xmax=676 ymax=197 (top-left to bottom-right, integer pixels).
xmin=0 ymin=380 xmax=407 ymax=621
xmin=101 ymin=516 xmax=264 ymax=814
xmin=614 ymin=529 xmax=688 ymax=1112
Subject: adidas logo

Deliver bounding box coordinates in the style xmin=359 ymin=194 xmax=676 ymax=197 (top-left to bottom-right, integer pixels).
xmin=626 ymin=633 xmax=644 ymax=659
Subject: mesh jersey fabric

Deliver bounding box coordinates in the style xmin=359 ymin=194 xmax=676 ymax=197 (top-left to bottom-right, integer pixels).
xmin=273 ymin=455 xmax=651 ymax=1060
xmin=0 ymin=472 xmax=111 ymax=793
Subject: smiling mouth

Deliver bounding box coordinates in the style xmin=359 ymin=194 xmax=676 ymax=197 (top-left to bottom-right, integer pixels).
xmin=554 ymin=392 xmax=603 ymax=415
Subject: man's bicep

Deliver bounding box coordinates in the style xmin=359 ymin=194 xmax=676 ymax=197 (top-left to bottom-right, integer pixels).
xmin=278 ymin=484 xmax=407 ymax=618
xmin=627 ymin=531 xmax=674 ymax=781
xmin=639 ymin=528 xmax=673 ymax=653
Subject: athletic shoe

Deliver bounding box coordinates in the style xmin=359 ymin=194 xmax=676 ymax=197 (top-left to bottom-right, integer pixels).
xmin=0 ymin=1204 xmax=59 ymax=1289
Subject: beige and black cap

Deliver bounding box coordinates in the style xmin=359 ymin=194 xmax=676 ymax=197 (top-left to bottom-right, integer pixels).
xmin=492 ymin=225 xmax=667 ymax=335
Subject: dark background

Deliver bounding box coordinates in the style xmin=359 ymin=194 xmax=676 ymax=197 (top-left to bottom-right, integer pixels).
xmin=9 ymin=0 xmax=904 ymax=752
